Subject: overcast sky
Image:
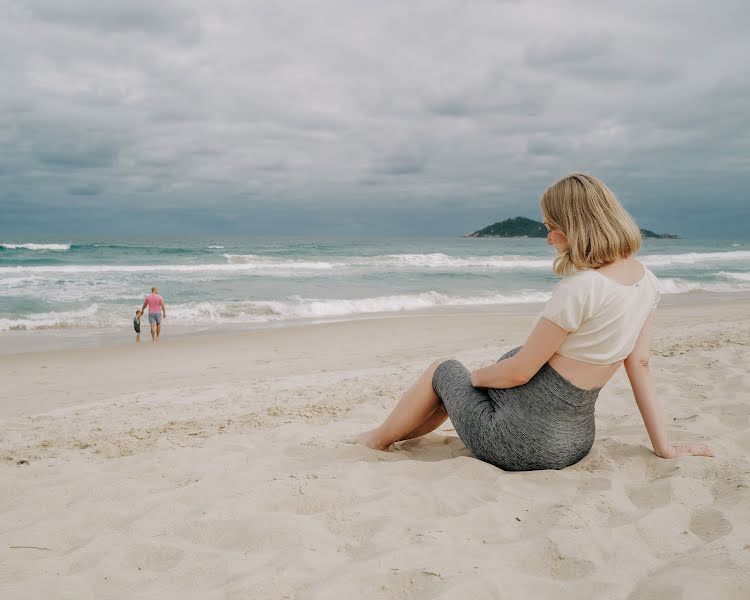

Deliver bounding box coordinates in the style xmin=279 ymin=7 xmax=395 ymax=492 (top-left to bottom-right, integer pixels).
xmin=2 ymin=0 xmax=749 ymax=238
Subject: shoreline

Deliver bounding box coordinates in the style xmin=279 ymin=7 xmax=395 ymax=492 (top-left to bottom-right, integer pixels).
xmin=2 ymin=296 xmax=750 ymax=419
xmin=2 ymin=290 xmax=749 ymax=356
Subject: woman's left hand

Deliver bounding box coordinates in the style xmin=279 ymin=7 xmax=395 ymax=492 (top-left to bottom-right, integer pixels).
xmin=656 ymin=443 xmax=714 ymax=459
xmin=470 ymin=369 xmax=482 ymax=387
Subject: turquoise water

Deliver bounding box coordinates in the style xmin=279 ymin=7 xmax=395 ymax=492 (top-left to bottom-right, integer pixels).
xmin=1 ymin=237 xmax=749 ymax=340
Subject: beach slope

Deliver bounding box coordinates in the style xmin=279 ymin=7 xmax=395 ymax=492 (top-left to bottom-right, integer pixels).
xmin=1 ymin=301 xmax=749 ymax=599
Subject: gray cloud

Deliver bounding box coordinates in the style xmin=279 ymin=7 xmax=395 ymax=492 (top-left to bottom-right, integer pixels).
xmin=33 ymin=135 xmax=120 ymax=168
xmin=1 ymin=0 xmax=749 ymax=237
xmin=25 ymin=0 xmax=199 ymax=37
xmin=67 ymin=183 xmax=102 ymax=196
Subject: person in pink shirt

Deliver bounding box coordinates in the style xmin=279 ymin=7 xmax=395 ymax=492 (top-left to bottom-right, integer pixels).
xmin=141 ymin=287 xmax=166 ymax=341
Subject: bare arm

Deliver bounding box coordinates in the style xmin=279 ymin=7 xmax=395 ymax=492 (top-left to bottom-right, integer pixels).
xmin=624 ymin=311 xmax=713 ymax=459
xmin=470 ymin=318 xmax=568 ymax=388
xmin=161 ymin=299 xmax=166 ymax=317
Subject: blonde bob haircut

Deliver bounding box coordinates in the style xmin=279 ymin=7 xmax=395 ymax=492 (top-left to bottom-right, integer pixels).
xmin=541 ymin=173 xmax=642 ymax=276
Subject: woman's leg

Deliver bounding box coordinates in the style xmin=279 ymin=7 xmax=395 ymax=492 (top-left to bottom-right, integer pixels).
xmin=398 ymin=404 xmax=449 ymax=441
xmin=355 ymin=359 xmax=448 ymax=450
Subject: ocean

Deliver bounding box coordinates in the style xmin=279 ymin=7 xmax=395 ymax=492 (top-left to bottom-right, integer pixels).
xmin=1 ymin=237 xmax=749 ymax=352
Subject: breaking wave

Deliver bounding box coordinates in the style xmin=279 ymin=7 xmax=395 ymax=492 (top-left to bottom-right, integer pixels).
xmin=1 ymin=242 xmax=71 ymax=251
xmin=0 ymin=292 xmax=550 ymax=331
xmin=641 ymin=250 xmax=750 ymax=267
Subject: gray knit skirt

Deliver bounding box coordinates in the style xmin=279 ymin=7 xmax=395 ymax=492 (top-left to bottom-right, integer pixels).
xmin=432 ymin=347 xmax=600 ymax=471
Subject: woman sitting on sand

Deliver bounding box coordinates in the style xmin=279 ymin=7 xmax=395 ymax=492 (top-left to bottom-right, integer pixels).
xmin=355 ymin=174 xmax=713 ymax=470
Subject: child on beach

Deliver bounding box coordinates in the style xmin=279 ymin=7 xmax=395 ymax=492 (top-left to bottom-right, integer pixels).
xmin=134 ymin=309 xmax=142 ymax=343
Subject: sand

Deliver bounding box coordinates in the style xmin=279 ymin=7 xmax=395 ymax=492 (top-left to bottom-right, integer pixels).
xmin=1 ymin=300 xmax=749 ymax=599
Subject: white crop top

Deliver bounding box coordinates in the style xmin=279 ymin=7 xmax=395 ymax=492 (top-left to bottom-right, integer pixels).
xmin=540 ymin=267 xmax=660 ymax=365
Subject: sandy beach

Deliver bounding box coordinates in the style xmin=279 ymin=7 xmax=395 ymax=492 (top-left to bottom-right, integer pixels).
xmin=1 ymin=299 xmax=749 ymax=599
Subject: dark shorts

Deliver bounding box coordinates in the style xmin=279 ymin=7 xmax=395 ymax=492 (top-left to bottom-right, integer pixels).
xmin=432 ymin=347 xmax=601 ymax=471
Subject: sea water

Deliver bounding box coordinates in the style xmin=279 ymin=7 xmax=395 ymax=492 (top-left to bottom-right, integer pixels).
xmin=1 ymin=237 xmax=749 ymax=351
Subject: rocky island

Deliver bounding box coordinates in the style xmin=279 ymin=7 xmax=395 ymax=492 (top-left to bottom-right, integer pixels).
xmin=466 ymin=216 xmax=679 ymax=239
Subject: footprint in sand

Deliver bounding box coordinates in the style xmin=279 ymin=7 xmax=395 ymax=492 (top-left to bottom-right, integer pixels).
xmin=625 ymin=479 xmax=672 ymax=510
xmin=717 ymin=403 xmax=749 ymax=429
xmin=123 ymin=542 xmax=184 ymax=572
xmin=520 ymin=538 xmax=595 ymax=581
xmin=627 ymin=580 xmax=682 ymax=600
xmin=689 ymin=508 xmax=732 ymax=542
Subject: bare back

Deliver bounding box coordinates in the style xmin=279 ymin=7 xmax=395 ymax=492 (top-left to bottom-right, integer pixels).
xmin=548 ymin=258 xmax=648 ymax=390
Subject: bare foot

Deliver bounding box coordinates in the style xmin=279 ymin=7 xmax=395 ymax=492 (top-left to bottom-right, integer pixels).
xmin=345 ymin=429 xmax=391 ymax=451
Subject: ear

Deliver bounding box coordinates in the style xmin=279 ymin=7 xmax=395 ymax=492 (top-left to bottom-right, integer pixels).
xmin=548 ymin=230 xmax=567 ymax=247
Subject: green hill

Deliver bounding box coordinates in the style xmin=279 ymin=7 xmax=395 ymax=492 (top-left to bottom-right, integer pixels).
xmin=467 ymin=217 xmax=679 ymax=239
xmin=466 ymin=217 xmax=546 ymax=238
xmin=639 ymin=228 xmax=679 ymax=239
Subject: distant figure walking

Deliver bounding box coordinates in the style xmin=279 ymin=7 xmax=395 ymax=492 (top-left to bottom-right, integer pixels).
xmin=141 ymin=287 xmax=166 ymax=342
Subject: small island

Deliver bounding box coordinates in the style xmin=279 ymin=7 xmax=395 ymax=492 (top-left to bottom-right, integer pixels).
xmin=466 ymin=216 xmax=679 ymax=239
xmin=639 ymin=228 xmax=680 ymax=239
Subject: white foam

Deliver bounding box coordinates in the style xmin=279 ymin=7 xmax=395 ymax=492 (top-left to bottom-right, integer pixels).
xmin=222 ymin=250 xmax=750 ymax=271
xmin=223 ymin=254 xmax=342 ymax=269
xmin=194 ymin=291 xmax=547 ymax=322
xmin=0 ymin=304 xmax=101 ymax=331
xmin=0 ymin=262 xmax=330 ymax=275
xmin=208 ymin=245 xmax=224 ymax=249
xmin=0 ymin=283 xmax=140 ymax=303
xmin=255 ymin=291 xmax=551 ymax=319
xmin=657 ymin=277 xmax=750 ymax=294
xmin=6 ymin=249 xmax=748 ymax=278
xmin=224 ymin=252 xmax=553 ymax=271
xmin=641 ymin=250 xmax=750 ymax=267
xmin=1 ymin=242 xmax=71 ymax=251
xmin=5 ymin=274 xmax=749 ymax=332
xmin=718 ymin=271 xmax=750 ymax=282
xmin=150 ymin=291 xmax=553 ymax=326
xmin=167 ymin=301 xmax=274 ymax=323
xmin=359 ymin=253 xmax=552 ymax=269
xmin=0 ymin=275 xmax=43 ymax=288
xmin=0 ymin=290 xmax=555 ymax=332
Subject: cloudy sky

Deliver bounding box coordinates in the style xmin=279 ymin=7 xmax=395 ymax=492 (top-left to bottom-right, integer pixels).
xmin=2 ymin=0 xmax=749 ymax=237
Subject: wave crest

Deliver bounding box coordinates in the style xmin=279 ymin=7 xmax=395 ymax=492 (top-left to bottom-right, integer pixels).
xmin=223 ymin=254 xmax=341 ymax=269
xmin=642 ymin=250 xmax=750 ymax=267
xmin=657 ymin=277 xmax=750 ymax=294
xmin=1 ymin=242 xmax=71 ymax=251
xmin=0 ymin=292 xmax=551 ymax=331
xmin=361 ymin=253 xmax=551 ymax=269
xmin=717 ymin=271 xmax=750 ymax=282
xmin=0 ymin=305 xmax=100 ymax=331
xmin=170 ymin=291 xmax=552 ymax=323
